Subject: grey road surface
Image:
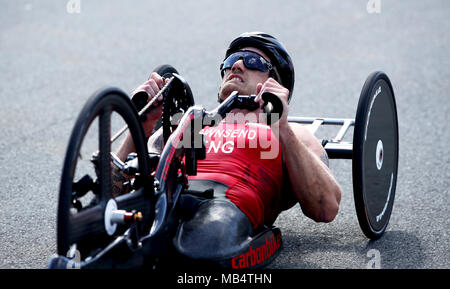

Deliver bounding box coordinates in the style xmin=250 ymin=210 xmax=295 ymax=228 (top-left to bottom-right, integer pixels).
xmin=0 ymin=0 xmax=448 ymax=269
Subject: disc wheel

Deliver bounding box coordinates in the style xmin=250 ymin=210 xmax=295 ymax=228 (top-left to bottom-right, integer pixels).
xmin=352 ymin=71 xmax=399 ymax=240
xmin=57 ymin=87 xmax=150 ymax=257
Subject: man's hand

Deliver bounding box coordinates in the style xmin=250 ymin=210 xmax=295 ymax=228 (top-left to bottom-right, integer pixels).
xmin=115 ymin=73 xmax=168 ymax=161
xmin=131 ymin=72 xmax=169 ymax=138
xmin=254 ymin=77 xmax=290 ymax=128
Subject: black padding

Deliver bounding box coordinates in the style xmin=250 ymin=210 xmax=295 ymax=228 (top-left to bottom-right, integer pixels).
xmin=173 ymin=199 xmax=253 ymax=260
xmin=188 ymin=179 xmax=228 ymax=199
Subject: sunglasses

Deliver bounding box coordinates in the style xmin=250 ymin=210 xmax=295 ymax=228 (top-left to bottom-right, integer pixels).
xmin=220 ymin=50 xmax=273 ymax=77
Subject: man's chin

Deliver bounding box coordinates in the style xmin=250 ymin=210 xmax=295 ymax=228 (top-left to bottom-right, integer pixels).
xmin=218 ymin=86 xmax=235 ymax=101
xmin=219 ymin=84 xmax=252 ymax=101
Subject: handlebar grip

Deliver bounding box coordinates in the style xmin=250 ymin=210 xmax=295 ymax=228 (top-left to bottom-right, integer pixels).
xmin=131 ymin=91 xmax=148 ymax=111
xmin=261 ymin=92 xmax=283 ymax=124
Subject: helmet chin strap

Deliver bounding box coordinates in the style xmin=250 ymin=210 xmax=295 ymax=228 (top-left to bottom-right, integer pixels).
xmin=218 ymin=84 xmax=224 ymax=103
xmin=269 ymin=68 xmax=281 ymax=84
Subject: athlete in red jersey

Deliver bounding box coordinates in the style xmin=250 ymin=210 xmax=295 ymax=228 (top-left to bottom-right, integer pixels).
xmin=189 ymin=121 xmax=284 ymax=229
xmin=115 ymin=33 xmax=342 ymax=237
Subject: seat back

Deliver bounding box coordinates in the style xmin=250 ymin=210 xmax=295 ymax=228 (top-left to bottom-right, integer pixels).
xmin=173 ymin=197 xmax=283 ymax=269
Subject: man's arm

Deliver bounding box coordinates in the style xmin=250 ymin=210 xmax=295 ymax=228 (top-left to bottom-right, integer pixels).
xmin=279 ymin=122 xmax=341 ymax=223
xmin=111 ymin=162 xmax=131 ymax=197
xmin=111 ymin=127 xmax=163 ymax=197
xmin=147 ymin=127 xmax=164 ymax=154
xmin=115 ymin=72 xmax=167 ymax=161
xmin=111 ymin=73 xmax=166 ymax=196
xmin=255 ymin=78 xmax=341 ymax=223
xmin=319 ymin=148 xmax=330 ymax=167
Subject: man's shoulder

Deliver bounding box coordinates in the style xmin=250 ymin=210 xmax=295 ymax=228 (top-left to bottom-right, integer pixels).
xmin=288 ymin=122 xmax=318 ymax=142
xmin=288 ymin=122 xmax=325 ymax=156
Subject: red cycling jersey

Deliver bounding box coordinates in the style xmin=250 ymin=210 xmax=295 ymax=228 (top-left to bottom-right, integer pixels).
xmin=188 ymin=121 xmax=284 ymax=229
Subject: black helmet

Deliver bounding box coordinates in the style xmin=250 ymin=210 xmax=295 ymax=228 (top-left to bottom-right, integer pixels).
xmin=223 ymin=32 xmax=295 ymax=102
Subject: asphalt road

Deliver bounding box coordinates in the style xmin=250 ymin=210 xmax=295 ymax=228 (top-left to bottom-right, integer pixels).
xmin=0 ymin=0 xmax=448 ymax=269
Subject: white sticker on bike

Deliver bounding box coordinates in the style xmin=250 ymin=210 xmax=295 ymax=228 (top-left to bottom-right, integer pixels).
xmin=376 ymin=173 xmax=393 ymax=222
xmin=365 ymin=86 xmax=381 ymax=142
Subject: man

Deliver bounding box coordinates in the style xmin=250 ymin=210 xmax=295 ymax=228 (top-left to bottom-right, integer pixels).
xmin=115 ymin=32 xmax=341 ymax=259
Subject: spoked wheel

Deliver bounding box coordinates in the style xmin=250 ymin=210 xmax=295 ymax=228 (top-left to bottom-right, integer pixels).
xmin=353 ymin=71 xmax=399 ymax=240
xmin=57 ymin=87 xmax=151 ymax=258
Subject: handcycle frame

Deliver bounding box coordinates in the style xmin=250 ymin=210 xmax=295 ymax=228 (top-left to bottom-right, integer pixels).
xmin=288 ymin=116 xmax=354 ymax=159
xmin=49 ymin=70 xmax=398 ymax=269
xmin=49 ymin=80 xmax=286 ymax=269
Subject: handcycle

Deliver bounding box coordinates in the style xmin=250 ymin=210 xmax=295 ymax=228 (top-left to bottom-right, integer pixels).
xmin=48 ymin=65 xmax=399 ymax=269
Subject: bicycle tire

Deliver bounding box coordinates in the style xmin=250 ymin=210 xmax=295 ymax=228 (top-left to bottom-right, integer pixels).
xmin=57 ymin=87 xmax=150 ymax=256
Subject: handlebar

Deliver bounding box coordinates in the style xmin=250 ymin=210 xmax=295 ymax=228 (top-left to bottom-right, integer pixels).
xmin=205 ymin=91 xmax=283 ymax=126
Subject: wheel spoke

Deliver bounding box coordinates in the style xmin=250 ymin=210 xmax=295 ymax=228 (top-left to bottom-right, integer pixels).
xmin=69 ymin=205 xmax=105 ymax=244
xmin=99 ymin=106 xmax=112 ymax=201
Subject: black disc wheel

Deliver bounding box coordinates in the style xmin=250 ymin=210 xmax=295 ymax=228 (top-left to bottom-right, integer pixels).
xmin=57 ymin=87 xmax=151 ymax=257
xmin=352 ymin=71 xmax=399 ymax=240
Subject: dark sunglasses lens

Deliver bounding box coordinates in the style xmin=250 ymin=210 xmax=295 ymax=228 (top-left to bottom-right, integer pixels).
xmin=243 ymin=54 xmax=267 ymax=72
xmin=222 ymin=53 xmax=241 ymax=70
xmin=221 ymin=51 xmax=269 ymax=73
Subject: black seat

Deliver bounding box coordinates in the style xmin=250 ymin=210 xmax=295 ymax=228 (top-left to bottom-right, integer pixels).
xmin=173 ymin=196 xmax=283 ymax=269
xmin=173 ymin=199 xmax=253 ymax=260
